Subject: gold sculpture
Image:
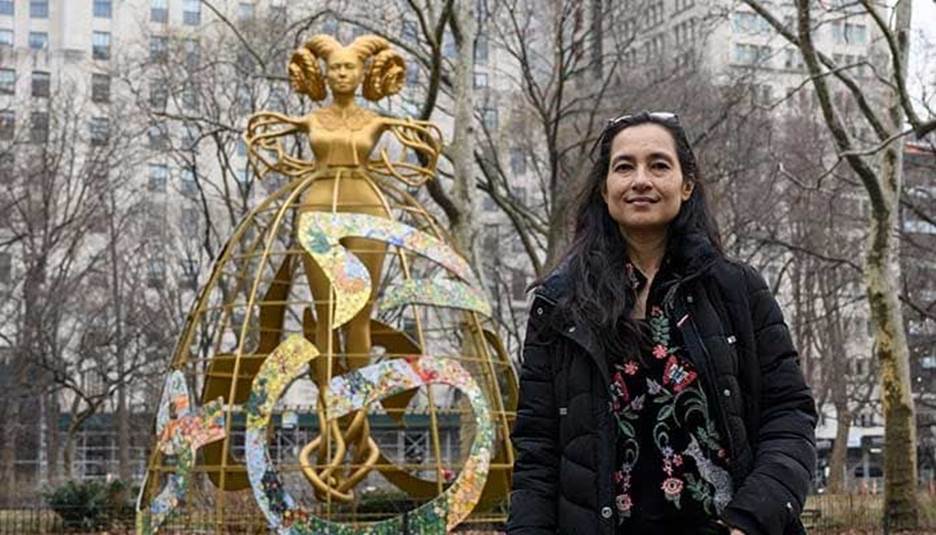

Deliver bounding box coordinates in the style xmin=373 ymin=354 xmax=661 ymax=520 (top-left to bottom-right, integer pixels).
xmin=244 ymin=34 xmax=446 ymax=502
xmin=137 ymin=33 xmax=517 ymax=533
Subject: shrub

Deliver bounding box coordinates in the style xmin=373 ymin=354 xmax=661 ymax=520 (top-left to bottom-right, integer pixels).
xmin=43 ymin=479 xmax=133 ymax=531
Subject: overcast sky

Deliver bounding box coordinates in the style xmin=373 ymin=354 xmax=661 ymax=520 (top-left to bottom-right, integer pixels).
xmin=909 ymin=0 xmax=935 ymax=111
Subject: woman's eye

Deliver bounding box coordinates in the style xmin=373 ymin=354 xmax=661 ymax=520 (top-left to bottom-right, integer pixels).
xmin=651 ymin=161 xmax=671 ymax=171
xmin=614 ymin=164 xmax=633 ymax=173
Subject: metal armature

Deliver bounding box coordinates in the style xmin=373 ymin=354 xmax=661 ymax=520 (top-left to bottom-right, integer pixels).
xmin=136 ymin=34 xmax=518 ymax=534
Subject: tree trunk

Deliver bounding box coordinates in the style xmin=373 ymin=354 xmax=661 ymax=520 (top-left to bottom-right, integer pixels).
xmin=450 ymin=0 xmax=479 ymax=465
xmin=449 ymin=1 xmax=478 ymax=268
xmin=870 ymin=142 xmax=918 ymax=529
xmin=828 ymin=400 xmax=851 ymax=493
xmin=0 ymin=398 xmax=18 ymax=505
xmin=874 ymin=0 xmax=918 ymax=527
xmin=108 ymin=191 xmax=131 ymax=482
xmin=62 ymin=429 xmax=75 ymax=481
xmin=117 ymin=383 xmax=130 ymax=481
xmin=46 ymin=390 xmax=61 ymax=485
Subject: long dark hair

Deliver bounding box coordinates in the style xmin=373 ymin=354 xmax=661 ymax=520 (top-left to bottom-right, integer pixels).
xmin=553 ymin=112 xmax=722 ymax=359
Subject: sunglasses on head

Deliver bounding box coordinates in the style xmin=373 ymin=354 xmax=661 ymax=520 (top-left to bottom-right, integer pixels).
xmin=606 ymin=111 xmax=679 ymax=128
xmin=590 ymin=111 xmax=682 ymax=159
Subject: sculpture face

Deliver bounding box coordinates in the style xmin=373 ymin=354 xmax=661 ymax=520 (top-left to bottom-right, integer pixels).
xmin=326 ymin=48 xmax=364 ymax=96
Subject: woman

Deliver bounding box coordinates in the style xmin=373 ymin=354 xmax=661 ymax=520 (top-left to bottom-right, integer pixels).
xmin=507 ymin=112 xmax=816 ymax=535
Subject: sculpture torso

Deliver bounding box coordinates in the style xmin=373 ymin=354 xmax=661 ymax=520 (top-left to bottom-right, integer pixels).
xmin=307 ymin=106 xmax=384 ymax=167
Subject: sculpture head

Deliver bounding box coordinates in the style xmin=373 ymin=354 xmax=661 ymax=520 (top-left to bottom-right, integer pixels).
xmin=288 ymin=34 xmax=406 ymax=102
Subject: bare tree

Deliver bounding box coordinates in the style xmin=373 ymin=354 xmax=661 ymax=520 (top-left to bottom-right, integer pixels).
xmin=739 ymin=0 xmax=936 ymax=525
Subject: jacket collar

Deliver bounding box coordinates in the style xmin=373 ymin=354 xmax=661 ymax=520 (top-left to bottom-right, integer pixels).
xmin=532 ymin=231 xmax=720 ymax=385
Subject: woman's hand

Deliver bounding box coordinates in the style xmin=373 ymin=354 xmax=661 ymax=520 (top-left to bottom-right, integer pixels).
xmin=715 ymin=519 xmax=745 ymax=535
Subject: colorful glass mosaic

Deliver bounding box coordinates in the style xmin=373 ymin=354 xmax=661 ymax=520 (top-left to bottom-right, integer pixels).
xmin=136 ymin=371 xmax=227 ymax=534
xmin=379 ymin=278 xmax=491 ymax=317
xmin=244 ymin=335 xmax=494 ymax=534
xmin=298 ymin=212 xmax=483 ymax=327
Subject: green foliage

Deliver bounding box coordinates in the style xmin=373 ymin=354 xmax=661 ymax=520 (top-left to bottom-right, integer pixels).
xmin=43 ymin=479 xmax=133 ymax=531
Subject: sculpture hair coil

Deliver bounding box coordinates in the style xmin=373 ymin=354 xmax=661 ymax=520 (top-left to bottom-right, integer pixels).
xmin=287 ymin=48 xmax=327 ymax=101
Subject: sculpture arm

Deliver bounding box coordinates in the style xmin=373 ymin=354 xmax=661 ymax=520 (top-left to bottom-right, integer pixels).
xmin=367 ymin=118 xmax=443 ymax=187
xmin=244 ymin=111 xmax=315 ymax=180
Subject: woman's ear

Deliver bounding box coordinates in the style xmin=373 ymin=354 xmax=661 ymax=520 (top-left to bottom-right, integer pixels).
xmin=681 ymin=179 xmax=694 ymax=201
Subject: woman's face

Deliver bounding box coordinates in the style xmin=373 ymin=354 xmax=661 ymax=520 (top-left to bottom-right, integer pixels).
xmin=601 ymin=123 xmax=694 ymax=236
xmin=326 ymin=48 xmax=364 ymax=95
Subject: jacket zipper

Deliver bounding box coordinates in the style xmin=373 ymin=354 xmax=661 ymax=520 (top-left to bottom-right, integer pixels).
xmin=664 ymin=282 xmax=738 ymax=476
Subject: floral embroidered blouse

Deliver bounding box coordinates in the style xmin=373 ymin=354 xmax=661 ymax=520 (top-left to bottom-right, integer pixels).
xmin=609 ymin=265 xmax=734 ymax=530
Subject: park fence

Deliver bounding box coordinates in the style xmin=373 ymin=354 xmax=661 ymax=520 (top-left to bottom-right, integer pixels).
xmin=4 ymin=495 xmax=936 ymax=534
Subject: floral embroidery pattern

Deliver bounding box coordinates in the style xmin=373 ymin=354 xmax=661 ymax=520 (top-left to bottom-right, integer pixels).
xmin=608 ymin=306 xmax=733 ymax=523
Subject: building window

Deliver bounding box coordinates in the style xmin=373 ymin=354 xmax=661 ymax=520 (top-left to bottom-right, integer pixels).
xmin=180 ymin=257 xmax=198 ymax=289
xmin=147 ymin=258 xmax=166 ymax=288
xmin=473 ymin=71 xmax=488 ymax=89
xmin=404 ymin=63 xmax=419 ymax=85
xmin=0 ymin=68 xmax=13 ymax=95
xmin=149 ymin=79 xmax=168 ymax=109
xmin=181 ymin=82 xmax=199 ymax=110
xmin=644 ymin=33 xmax=665 ymax=62
xmin=31 ymin=70 xmax=50 ymax=98
xmin=0 ymin=110 xmax=13 ymax=140
xmin=784 ymin=47 xmax=804 ymax=70
xmin=676 ymin=48 xmax=695 ymax=70
xmin=0 ymin=1 xmax=13 ymax=16
xmin=844 ymin=23 xmax=867 ymax=44
xmin=180 ymin=168 xmax=198 ymax=196
xmin=150 ymin=36 xmax=168 ymax=62
xmin=30 ymin=111 xmax=49 ymax=143
xmin=645 ymin=1 xmax=664 ymax=27
xmin=481 ymin=107 xmax=498 ymax=131
xmin=238 ymin=2 xmax=255 ymax=20
xmin=28 ymin=32 xmax=48 ymax=50
xmin=511 ymin=269 xmax=528 ymax=301
xmin=0 ymin=153 xmax=12 ymax=183
xmin=150 ymin=0 xmax=168 ymax=23
xmin=675 ymin=18 xmax=697 ymax=47
xmin=510 ymin=147 xmax=526 ymax=175
xmin=270 ymin=0 xmax=286 ymax=21
xmin=184 ymin=38 xmax=200 ymax=68
xmin=93 ymin=0 xmax=111 ymax=18
xmin=89 ymin=117 xmax=109 ymax=146
xmin=0 ymin=29 xmax=11 ymax=47
xmin=182 ymin=206 xmax=200 ymax=228
xmin=183 ymin=0 xmax=201 ymax=25
xmin=182 ymin=127 xmax=198 ymax=150
xmin=30 ymin=0 xmax=48 ymax=18
xmin=148 ymin=164 xmax=168 ymax=192
xmin=443 ymin=33 xmax=456 ymax=59
xmin=733 ymin=43 xmax=771 ymax=66
xmin=732 ymin=11 xmax=769 ymax=34
xmin=474 ymin=34 xmax=489 ymax=64
xmin=92 ymin=31 xmax=111 ymax=60
xmin=148 ymin=123 xmax=169 ymax=150
xmin=0 ymin=252 xmax=11 ymax=284
xmin=401 ymin=19 xmax=418 ymax=43
xmin=91 ymin=73 xmax=110 ymax=103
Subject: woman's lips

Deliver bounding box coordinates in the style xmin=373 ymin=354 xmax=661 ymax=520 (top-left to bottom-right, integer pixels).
xmin=625 ymin=197 xmax=657 ymax=206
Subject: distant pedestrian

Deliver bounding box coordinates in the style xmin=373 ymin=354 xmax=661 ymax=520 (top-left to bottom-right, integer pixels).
xmin=507 ymin=112 xmax=817 ymax=535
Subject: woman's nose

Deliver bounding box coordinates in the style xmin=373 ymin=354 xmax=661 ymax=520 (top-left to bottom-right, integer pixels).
xmin=632 ymin=167 xmax=652 ymax=189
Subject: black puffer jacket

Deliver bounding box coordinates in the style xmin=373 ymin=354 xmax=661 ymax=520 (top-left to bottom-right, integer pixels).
xmin=507 ymin=247 xmax=817 ymax=535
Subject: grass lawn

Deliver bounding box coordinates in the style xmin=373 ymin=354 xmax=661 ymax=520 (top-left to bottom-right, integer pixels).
xmin=805 ymin=493 xmax=936 ymax=533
